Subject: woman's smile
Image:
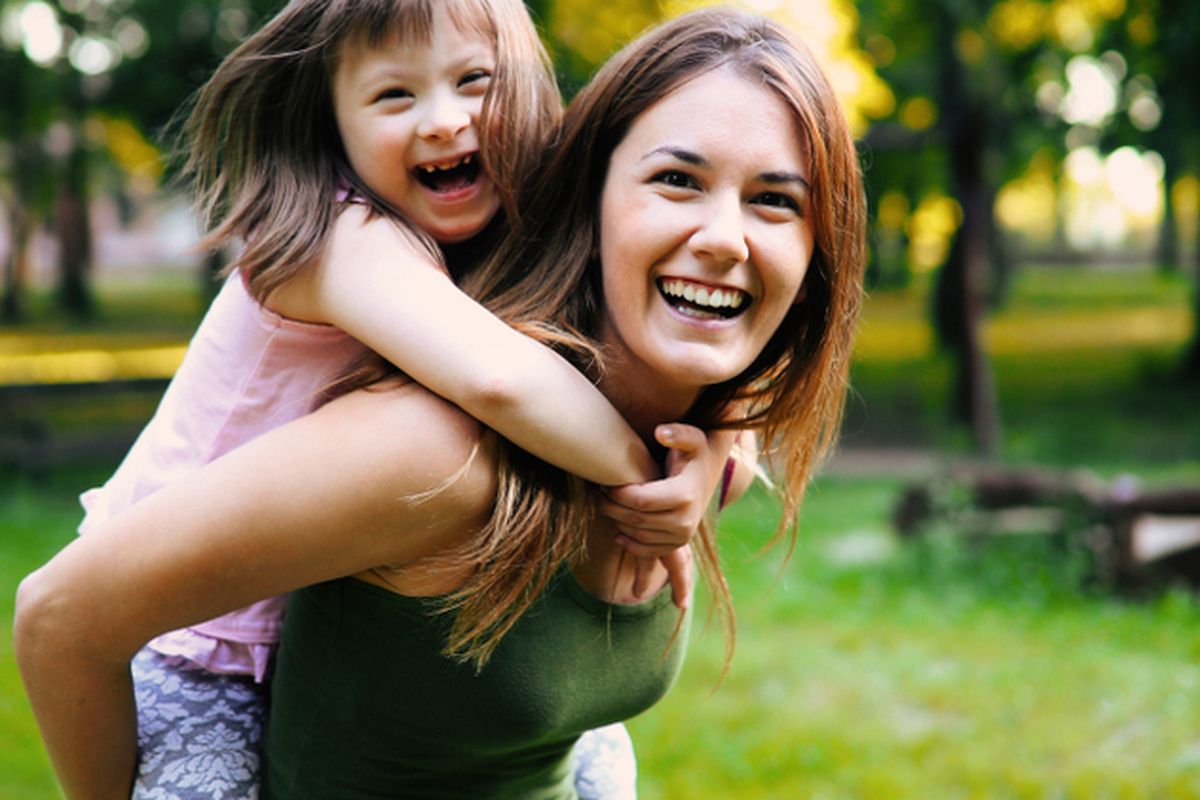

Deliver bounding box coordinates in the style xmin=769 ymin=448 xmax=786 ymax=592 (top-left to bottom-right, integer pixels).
xmin=598 ymin=66 xmax=814 ymax=401
xmin=656 ymin=277 xmax=752 ymax=322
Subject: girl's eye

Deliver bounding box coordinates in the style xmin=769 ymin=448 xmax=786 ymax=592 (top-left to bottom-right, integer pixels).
xmin=753 ymin=191 xmax=803 ymax=215
xmin=459 ymin=70 xmax=492 ymax=90
xmin=652 ymin=170 xmax=698 ymax=190
xmin=375 ymin=87 xmax=413 ymax=102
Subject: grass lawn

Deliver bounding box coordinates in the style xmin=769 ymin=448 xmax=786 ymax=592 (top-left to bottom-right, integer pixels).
xmin=2 ymin=265 xmax=1199 ymax=797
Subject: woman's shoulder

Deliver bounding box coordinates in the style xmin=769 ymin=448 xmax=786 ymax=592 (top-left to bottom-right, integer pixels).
xmin=312 ymin=381 xmax=499 ymax=514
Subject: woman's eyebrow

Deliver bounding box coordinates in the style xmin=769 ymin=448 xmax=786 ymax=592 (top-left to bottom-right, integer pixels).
xmin=641 ymin=146 xmax=811 ymax=191
xmin=641 ymin=146 xmax=705 ymax=165
xmin=760 ymin=171 xmax=811 ymax=192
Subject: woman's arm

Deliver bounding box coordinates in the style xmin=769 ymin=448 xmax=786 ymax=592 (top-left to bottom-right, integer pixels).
xmin=267 ymin=207 xmax=656 ymax=486
xmin=14 ymin=384 xmax=496 ymax=799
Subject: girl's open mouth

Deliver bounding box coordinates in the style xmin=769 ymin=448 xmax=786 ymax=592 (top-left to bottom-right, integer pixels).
xmin=657 ymin=278 xmax=751 ymax=320
xmin=413 ymin=153 xmax=481 ymax=194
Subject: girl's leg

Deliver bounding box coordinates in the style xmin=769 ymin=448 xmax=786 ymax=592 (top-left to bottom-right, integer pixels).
xmin=130 ymin=647 xmax=267 ymax=800
xmin=571 ymin=722 xmax=638 ymax=800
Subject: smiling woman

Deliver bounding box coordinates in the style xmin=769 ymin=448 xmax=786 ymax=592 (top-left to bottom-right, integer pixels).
xmin=598 ymin=67 xmax=814 ymax=398
xmin=14 ymin=7 xmax=866 ymax=799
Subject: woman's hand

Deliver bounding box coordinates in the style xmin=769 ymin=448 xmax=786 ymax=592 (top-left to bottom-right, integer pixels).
xmin=599 ymin=424 xmax=737 ymax=608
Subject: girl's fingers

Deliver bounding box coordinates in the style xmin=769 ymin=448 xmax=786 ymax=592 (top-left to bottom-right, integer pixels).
xmin=632 ymin=556 xmax=657 ymax=599
xmin=656 ymin=423 xmax=706 ymax=465
xmin=662 ymin=547 xmax=693 ymax=610
xmin=614 ymin=534 xmax=682 ymax=558
xmin=603 ymin=477 xmax=695 ymax=514
xmin=598 ymin=496 xmax=697 ymax=532
xmin=625 ymin=550 xmax=693 ymax=610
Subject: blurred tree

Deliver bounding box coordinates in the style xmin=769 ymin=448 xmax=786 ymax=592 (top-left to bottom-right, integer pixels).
xmin=0 ymin=0 xmax=65 ymax=321
xmin=1099 ymin=0 xmax=1200 ymax=376
xmin=0 ymin=0 xmax=279 ymax=321
xmin=855 ymin=0 xmax=1127 ymax=453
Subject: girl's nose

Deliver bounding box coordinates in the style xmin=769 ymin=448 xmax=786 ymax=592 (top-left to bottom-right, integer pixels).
xmin=689 ymin=192 xmax=749 ymax=266
xmin=417 ymin=92 xmax=471 ymax=141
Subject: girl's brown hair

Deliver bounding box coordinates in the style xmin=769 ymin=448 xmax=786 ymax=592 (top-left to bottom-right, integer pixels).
xmin=446 ymin=6 xmax=866 ymax=667
xmin=178 ymin=0 xmax=561 ymax=302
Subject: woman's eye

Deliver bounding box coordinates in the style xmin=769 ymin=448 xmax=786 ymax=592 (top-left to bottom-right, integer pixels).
xmin=753 ymin=191 xmax=802 ymax=215
xmin=652 ymin=170 xmax=697 ymax=190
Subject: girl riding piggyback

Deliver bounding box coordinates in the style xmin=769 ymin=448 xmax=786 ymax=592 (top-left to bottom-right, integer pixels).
xmin=76 ymin=0 xmax=732 ymax=797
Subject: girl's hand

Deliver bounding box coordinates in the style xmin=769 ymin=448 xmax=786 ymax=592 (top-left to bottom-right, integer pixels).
xmin=600 ymin=424 xmax=737 ymax=608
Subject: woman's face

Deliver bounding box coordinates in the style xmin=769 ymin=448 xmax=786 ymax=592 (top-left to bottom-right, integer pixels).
xmin=597 ymin=67 xmax=814 ymax=403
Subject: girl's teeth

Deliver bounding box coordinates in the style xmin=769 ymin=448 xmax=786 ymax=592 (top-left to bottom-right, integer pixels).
xmin=419 ymin=155 xmax=471 ymax=173
xmin=683 ymin=284 xmax=696 ymax=302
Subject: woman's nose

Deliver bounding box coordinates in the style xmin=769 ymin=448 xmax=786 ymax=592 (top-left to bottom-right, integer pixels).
xmin=417 ymin=92 xmax=472 ymax=141
xmin=688 ymin=192 xmax=749 ymax=266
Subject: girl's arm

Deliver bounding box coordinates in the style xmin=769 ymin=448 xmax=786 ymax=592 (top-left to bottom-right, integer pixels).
xmin=599 ymin=425 xmax=737 ymax=607
xmin=267 ymin=207 xmax=657 ymax=486
xmin=14 ymin=384 xmax=497 ymax=799
xmin=722 ymin=429 xmax=760 ymax=508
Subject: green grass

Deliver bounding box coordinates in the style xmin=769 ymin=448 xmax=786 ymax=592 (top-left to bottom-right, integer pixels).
xmin=3 ymin=264 xmax=1200 ymax=797
xmin=633 ymin=481 xmax=1200 ymax=799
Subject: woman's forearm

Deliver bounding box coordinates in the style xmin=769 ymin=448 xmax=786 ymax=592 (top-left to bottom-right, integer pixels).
xmin=14 ymin=384 xmax=497 ymax=797
xmin=15 ymin=568 xmax=138 ymax=799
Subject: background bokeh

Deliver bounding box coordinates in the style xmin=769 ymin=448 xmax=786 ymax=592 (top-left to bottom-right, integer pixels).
xmin=2 ymin=1 xmax=1198 ymax=797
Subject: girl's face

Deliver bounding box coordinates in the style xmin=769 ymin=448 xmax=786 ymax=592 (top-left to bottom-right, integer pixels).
xmin=597 ymin=67 xmax=814 ymax=405
xmin=332 ymin=9 xmax=500 ymax=244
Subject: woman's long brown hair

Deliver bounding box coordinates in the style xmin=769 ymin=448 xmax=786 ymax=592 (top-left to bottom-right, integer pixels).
xmin=338 ymin=7 xmax=867 ymax=671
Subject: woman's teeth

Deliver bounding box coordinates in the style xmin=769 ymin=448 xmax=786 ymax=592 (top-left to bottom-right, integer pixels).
xmin=659 ymin=279 xmax=748 ymax=318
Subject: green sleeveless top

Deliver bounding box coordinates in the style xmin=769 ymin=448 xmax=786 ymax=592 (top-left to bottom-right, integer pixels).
xmin=263 ymin=567 xmax=689 ymax=799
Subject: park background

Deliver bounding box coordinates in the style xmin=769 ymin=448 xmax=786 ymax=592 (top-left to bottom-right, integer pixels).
xmin=2 ymin=0 xmax=1198 ymax=797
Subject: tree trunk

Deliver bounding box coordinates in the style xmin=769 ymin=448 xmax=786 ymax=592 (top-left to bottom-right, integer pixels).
xmin=55 ymin=138 xmax=93 ymax=320
xmin=931 ymin=5 xmax=1002 ymax=454
xmin=1157 ymin=158 xmax=1179 ymax=274
xmin=2 ymin=204 xmax=32 ymax=323
xmin=1183 ymin=205 xmax=1200 ymax=379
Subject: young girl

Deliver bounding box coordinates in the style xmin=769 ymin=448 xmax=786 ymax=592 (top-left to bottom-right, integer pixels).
xmin=76 ymin=0 xmax=735 ymax=797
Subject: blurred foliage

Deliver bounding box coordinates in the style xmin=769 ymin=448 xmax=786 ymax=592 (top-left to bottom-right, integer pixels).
xmin=1 ymin=0 xmax=1198 ymax=422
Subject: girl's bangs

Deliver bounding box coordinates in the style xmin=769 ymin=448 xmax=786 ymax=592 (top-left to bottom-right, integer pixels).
xmin=335 ymin=0 xmax=494 ymax=50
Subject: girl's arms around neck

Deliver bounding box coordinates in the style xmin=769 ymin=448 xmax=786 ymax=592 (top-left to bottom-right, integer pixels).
xmin=266 ymin=206 xmax=657 ymax=486
xmin=15 ymin=384 xmax=498 ymax=799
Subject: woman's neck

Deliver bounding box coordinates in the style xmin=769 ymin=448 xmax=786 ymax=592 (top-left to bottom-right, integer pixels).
xmin=598 ymin=345 xmax=701 ymax=445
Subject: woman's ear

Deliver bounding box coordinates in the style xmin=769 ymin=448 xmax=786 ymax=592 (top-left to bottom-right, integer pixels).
xmin=792 ymin=282 xmax=807 ymax=305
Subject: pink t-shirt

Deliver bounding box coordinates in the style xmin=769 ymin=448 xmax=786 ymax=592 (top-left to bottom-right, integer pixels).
xmin=79 ymin=271 xmax=369 ymax=681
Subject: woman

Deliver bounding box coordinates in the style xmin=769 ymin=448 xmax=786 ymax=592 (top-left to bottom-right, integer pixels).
xmin=15 ymin=7 xmax=865 ymax=798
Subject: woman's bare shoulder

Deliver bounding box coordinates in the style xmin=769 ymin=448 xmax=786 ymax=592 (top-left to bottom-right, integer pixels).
xmin=309 ymin=380 xmax=499 ymax=514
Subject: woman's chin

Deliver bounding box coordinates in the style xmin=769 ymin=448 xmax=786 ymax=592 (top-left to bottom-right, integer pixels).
xmin=651 ymin=351 xmax=748 ymax=394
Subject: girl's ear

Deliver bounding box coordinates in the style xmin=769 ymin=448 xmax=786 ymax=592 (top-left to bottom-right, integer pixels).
xmin=792 ymin=281 xmax=807 ymax=305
